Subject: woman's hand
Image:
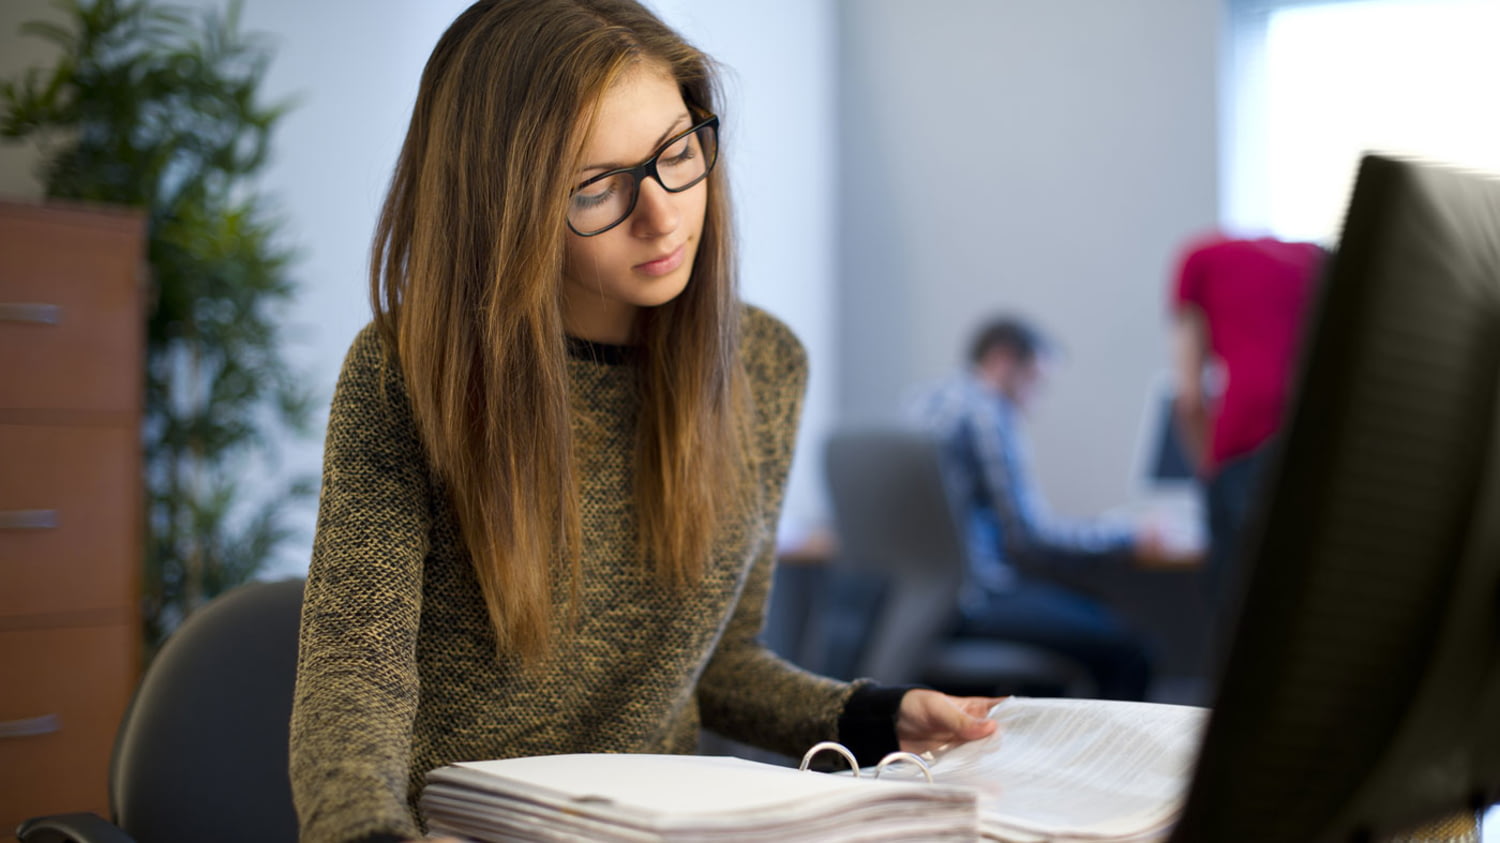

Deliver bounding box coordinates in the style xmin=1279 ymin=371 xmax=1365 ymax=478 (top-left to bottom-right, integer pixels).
xmin=896 ymin=689 xmax=1004 ymax=756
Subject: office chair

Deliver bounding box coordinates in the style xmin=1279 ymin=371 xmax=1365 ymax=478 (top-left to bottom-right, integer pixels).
xmin=17 ymin=578 xmax=305 ymax=843
xmin=822 ymin=428 xmax=1091 ymax=697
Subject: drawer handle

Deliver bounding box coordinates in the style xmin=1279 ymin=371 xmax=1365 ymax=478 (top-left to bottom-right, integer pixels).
xmin=0 ymin=303 xmax=62 ymax=324
xmin=0 ymin=714 xmax=62 ymax=738
xmin=0 ymin=509 xmax=60 ymax=529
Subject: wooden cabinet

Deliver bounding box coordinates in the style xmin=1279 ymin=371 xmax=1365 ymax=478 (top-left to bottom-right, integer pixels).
xmin=0 ymin=199 xmax=145 ymax=839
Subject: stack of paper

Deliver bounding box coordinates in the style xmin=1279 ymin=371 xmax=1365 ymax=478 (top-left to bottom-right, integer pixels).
xmin=884 ymin=697 xmax=1209 ymax=843
xmin=421 ymin=752 xmax=979 ymax=841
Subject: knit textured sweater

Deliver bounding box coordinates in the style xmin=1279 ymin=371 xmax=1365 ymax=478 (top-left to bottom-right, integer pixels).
xmin=289 ymin=305 xmax=886 ymax=843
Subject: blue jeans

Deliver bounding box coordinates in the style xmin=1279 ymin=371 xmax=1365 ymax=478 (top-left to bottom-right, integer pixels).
xmin=1206 ymin=448 xmax=1271 ymax=605
xmin=1203 ymin=446 xmax=1271 ymax=662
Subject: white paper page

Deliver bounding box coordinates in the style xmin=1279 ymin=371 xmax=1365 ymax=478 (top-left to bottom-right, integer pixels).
xmin=452 ymin=755 xmax=836 ymax=814
xmin=423 ymin=787 xmax=656 ymax=842
xmin=907 ymin=697 xmax=1208 ymax=839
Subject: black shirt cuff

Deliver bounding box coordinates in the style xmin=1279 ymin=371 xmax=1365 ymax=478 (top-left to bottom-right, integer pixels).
xmin=348 ymin=834 xmax=407 ymax=843
xmin=836 ymin=683 xmax=923 ymax=767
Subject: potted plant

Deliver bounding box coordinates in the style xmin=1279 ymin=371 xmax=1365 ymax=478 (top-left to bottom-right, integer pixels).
xmin=1 ymin=0 xmax=313 ymax=650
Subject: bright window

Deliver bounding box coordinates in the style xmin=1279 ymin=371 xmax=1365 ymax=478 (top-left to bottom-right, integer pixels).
xmin=1223 ymin=0 xmax=1500 ymax=243
xmin=1226 ymin=3 xmax=1500 ymax=837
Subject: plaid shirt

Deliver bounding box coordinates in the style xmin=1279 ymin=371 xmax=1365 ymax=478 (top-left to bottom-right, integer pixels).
xmin=908 ymin=373 xmax=1134 ymax=602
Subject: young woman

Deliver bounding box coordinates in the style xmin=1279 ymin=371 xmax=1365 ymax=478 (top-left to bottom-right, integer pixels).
xmin=288 ymin=2 xmax=999 ymax=840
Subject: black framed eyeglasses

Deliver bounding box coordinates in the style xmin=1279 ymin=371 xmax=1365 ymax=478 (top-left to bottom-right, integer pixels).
xmin=566 ymin=115 xmax=719 ymax=237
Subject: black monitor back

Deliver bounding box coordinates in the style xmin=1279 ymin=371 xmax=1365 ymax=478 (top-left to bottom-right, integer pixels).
xmin=1170 ymin=154 xmax=1500 ymax=842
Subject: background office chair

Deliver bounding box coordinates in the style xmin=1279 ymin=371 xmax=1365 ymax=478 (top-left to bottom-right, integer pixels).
xmin=18 ymin=578 xmax=305 ymax=843
xmin=821 ymin=428 xmax=1092 ymax=697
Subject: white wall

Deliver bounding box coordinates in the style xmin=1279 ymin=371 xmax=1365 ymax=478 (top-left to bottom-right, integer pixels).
xmin=172 ymin=0 xmax=477 ymax=576
xmin=835 ymin=0 xmax=1222 ymax=516
xmin=648 ymin=0 xmax=840 ymax=549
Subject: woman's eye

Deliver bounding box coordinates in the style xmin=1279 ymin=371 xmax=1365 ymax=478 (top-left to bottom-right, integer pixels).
xmin=661 ymin=140 xmax=698 ymax=168
xmin=572 ymin=182 xmax=615 ymax=209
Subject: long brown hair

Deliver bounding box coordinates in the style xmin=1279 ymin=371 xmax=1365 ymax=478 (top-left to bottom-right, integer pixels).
xmin=370 ymin=0 xmax=745 ymax=660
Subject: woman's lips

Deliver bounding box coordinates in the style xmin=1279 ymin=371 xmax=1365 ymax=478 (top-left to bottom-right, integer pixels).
xmin=635 ymin=244 xmax=685 ymax=276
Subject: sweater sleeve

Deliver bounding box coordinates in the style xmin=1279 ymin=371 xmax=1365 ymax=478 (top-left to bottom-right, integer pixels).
xmin=695 ymin=307 xmax=868 ymax=759
xmin=290 ymin=326 xmax=432 ymax=843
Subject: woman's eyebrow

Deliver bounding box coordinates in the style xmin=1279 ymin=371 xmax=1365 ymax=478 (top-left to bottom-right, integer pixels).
xmin=579 ymin=112 xmax=693 ymax=175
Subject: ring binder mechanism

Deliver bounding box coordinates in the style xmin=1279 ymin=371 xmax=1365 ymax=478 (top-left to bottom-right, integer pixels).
xmin=419 ymin=697 xmax=1209 ymax=842
xmin=798 ymin=741 xmax=934 ymax=784
xmin=798 ymin=740 xmax=860 ymax=775
xmin=875 ymin=751 xmax=934 ymax=784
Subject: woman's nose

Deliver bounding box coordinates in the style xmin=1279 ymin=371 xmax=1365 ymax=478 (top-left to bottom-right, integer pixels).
xmin=629 ymin=176 xmax=680 ymax=238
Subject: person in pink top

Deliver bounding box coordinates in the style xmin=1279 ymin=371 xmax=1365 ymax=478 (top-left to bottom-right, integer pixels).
xmin=1170 ymin=233 xmax=1327 ymax=619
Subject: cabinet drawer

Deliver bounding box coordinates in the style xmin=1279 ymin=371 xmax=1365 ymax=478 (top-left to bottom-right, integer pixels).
xmin=0 ymin=424 xmax=138 ymax=619
xmin=0 ymin=623 xmax=136 ymax=836
xmin=0 ymin=202 xmax=144 ymax=414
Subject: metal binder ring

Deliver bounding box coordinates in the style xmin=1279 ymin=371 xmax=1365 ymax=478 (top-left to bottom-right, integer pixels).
xmin=874 ymin=751 xmax=934 ymax=783
xmin=798 ymin=741 xmax=860 ymax=777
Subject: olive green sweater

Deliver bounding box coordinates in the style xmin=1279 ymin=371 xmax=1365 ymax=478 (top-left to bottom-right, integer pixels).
xmin=289 ymin=306 xmax=879 ymax=843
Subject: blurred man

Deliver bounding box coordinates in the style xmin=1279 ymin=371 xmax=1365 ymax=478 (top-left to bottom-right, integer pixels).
xmin=910 ymin=316 xmax=1166 ymax=700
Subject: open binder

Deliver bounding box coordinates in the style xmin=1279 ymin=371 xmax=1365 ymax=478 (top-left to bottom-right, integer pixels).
xmin=419 ymin=697 xmax=1207 ymax=843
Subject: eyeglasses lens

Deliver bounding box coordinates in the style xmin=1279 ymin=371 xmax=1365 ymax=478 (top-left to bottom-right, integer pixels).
xmin=567 ymin=121 xmax=717 ymax=236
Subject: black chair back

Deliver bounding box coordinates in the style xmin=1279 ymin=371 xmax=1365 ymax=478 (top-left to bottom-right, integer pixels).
xmin=111 ymin=578 xmax=303 ymax=842
xmin=824 ymin=429 xmax=967 ymax=683
xmin=823 ymin=429 xmax=1090 ymax=696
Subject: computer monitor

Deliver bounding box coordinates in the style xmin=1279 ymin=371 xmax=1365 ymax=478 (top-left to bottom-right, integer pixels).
xmin=1117 ymin=371 xmax=1205 ymax=557
xmin=1169 ymin=153 xmax=1500 ymax=842
xmin=1129 ymin=370 xmax=1198 ymax=496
